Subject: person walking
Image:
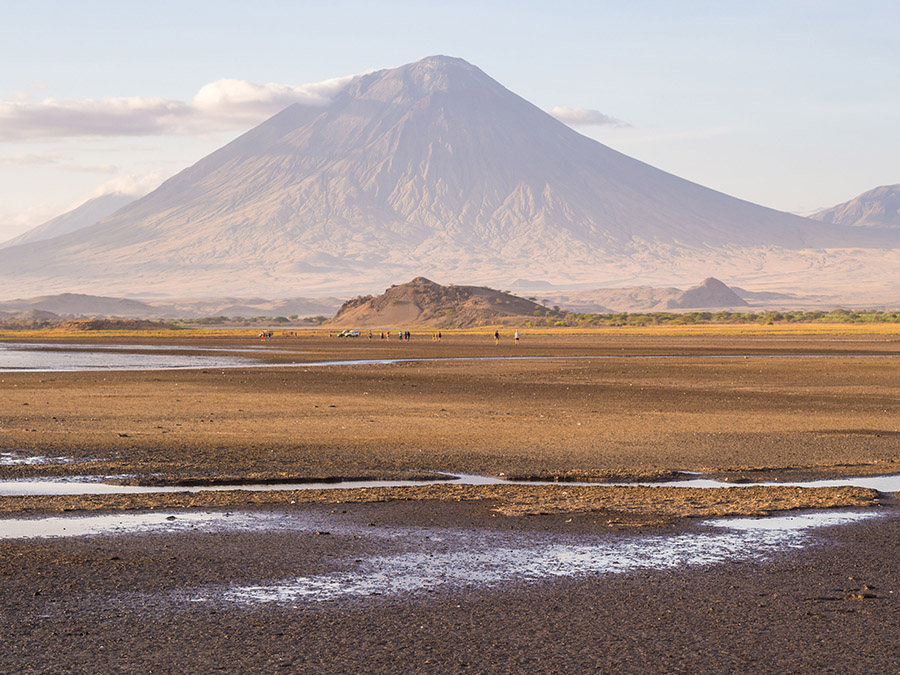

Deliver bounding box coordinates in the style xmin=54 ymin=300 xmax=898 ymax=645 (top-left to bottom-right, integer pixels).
xmin=494 ymin=330 xmax=500 ymax=345
xmin=514 ymin=330 xmax=520 ymax=345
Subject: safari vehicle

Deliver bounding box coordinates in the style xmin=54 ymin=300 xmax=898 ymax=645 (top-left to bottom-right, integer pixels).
xmin=337 ymin=329 xmax=360 ymax=337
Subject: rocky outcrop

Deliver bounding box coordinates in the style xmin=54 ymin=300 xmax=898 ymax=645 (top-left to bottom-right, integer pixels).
xmin=328 ymin=277 xmax=562 ymax=328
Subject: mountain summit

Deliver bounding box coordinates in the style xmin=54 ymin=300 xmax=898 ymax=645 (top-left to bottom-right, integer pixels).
xmin=812 ymin=184 xmax=900 ymax=228
xmin=0 ymin=55 xmax=895 ymax=299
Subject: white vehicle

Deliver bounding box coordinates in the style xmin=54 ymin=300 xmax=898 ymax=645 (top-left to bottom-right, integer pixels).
xmin=337 ymin=329 xmax=360 ymax=337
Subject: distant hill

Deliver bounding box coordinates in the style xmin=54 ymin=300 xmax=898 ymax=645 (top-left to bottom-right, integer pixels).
xmin=0 ymin=293 xmax=343 ymax=319
xmin=54 ymin=319 xmax=181 ymax=331
xmin=812 ymin=184 xmax=900 ymax=228
xmin=730 ymin=287 xmax=799 ymax=302
xmin=0 ymin=193 xmax=135 ymax=249
xmin=328 ymin=277 xmax=563 ymax=328
xmin=0 ymin=293 xmax=159 ymax=317
xmin=663 ymin=277 xmax=748 ymax=309
xmin=545 ymin=277 xmax=749 ymax=312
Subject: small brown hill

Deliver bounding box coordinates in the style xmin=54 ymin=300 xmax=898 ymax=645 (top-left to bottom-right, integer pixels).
xmin=663 ymin=277 xmax=749 ymax=309
xmin=328 ymin=277 xmax=563 ymax=328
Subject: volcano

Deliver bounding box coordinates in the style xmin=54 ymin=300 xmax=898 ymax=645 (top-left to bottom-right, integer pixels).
xmin=0 ymin=55 xmax=896 ymax=300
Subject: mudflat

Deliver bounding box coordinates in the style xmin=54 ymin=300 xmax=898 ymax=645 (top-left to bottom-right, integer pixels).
xmin=1 ymin=329 xmax=899 ymax=672
xmin=2 ymin=331 xmax=899 ymax=486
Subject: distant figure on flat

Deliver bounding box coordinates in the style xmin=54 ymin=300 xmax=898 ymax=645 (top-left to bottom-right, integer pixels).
xmin=494 ymin=330 xmax=500 ymax=345
xmin=514 ymin=330 xmax=520 ymax=345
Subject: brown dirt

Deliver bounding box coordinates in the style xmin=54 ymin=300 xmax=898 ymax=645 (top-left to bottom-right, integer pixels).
xmin=2 ymin=333 xmax=899 ymax=486
xmin=1 ymin=331 xmax=898 ymax=521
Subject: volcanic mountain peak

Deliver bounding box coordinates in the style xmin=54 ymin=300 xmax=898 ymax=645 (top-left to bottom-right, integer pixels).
xmin=329 ymin=277 xmax=563 ymax=328
xmin=0 ymin=55 xmax=896 ymax=300
xmin=355 ymin=55 xmax=486 ymax=100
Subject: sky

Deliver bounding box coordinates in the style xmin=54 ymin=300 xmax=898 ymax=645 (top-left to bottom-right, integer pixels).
xmin=1 ymin=0 xmax=898 ymax=241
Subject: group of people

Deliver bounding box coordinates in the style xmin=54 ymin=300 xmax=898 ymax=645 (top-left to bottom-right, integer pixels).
xmin=379 ymin=330 xmax=412 ymax=340
xmin=327 ymin=328 xmax=521 ymax=343
xmin=493 ymin=330 xmax=521 ymax=345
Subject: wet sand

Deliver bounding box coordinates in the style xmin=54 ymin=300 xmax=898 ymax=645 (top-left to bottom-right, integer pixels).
xmin=1 ymin=332 xmax=900 ymax=671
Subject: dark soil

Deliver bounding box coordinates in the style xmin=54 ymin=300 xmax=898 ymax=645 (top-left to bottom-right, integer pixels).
xmin=0 ymin=499 xmax=898 ymax=673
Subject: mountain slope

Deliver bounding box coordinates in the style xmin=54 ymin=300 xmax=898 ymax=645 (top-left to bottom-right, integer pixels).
xmin=0 ymin=193 xmax=135 ymax=249
xmin=544 ymin=277 xmax=749 ymax=312
xmin=0 ymin=56 xmax=896 ymax=300
xmin=812 ymin=184 xmax=900 ymax=228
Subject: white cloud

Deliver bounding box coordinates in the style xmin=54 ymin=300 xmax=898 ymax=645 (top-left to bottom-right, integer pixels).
xmin=0 ymin=74 xmax=358 ymax=142
xmin=549 ymin=106 xmax=630 ymax=127
xmin=192 ymin=76 xmax=353 ymax=119
xmin=86 ymin=170 xmax=170 ymax=199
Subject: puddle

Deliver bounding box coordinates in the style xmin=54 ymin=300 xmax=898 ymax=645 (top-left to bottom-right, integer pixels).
xmin=0 ymin=452 xmax=81 ymax=466
xmin=0 ymin=343 xmax=293 ymax=353
xmin=0 ymin=510 xmax=249 ymax=539
xmin=0 ymin=343 xmax=259 ymax=372
xmin=207 ymin=510 xmax=882 ymax=605
xmin=0 ymin=500 xmax=887 ymax=603
xmin=1 ymin=505 xmax=881 ymax=601
xmin=629 ymin=475 xmax=900 ymax=492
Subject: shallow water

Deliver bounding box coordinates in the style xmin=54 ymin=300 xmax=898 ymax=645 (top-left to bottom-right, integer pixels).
xmin=208 ymin=510 xmax=883 ymax=604
xmin=0 ymin=510 xmax=249 ymax=539
xmin=0 ymin=494 xmax=886 ymax=602
xmin=1 ymin=341 xmax=897 ymax=372
xmin=0 ymin=451 xmax=81 ymax=466
xmin=0 ymin=472 xmax=497 ymax=496
xmin=0 ymin=343 xmax=259 ymax=372
xmin=1 ymin=470 xmax=898 ymax=497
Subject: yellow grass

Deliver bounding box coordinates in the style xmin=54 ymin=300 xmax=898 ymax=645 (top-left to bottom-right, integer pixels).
xmin=396 ymin=323 xmax=900 ymax=337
